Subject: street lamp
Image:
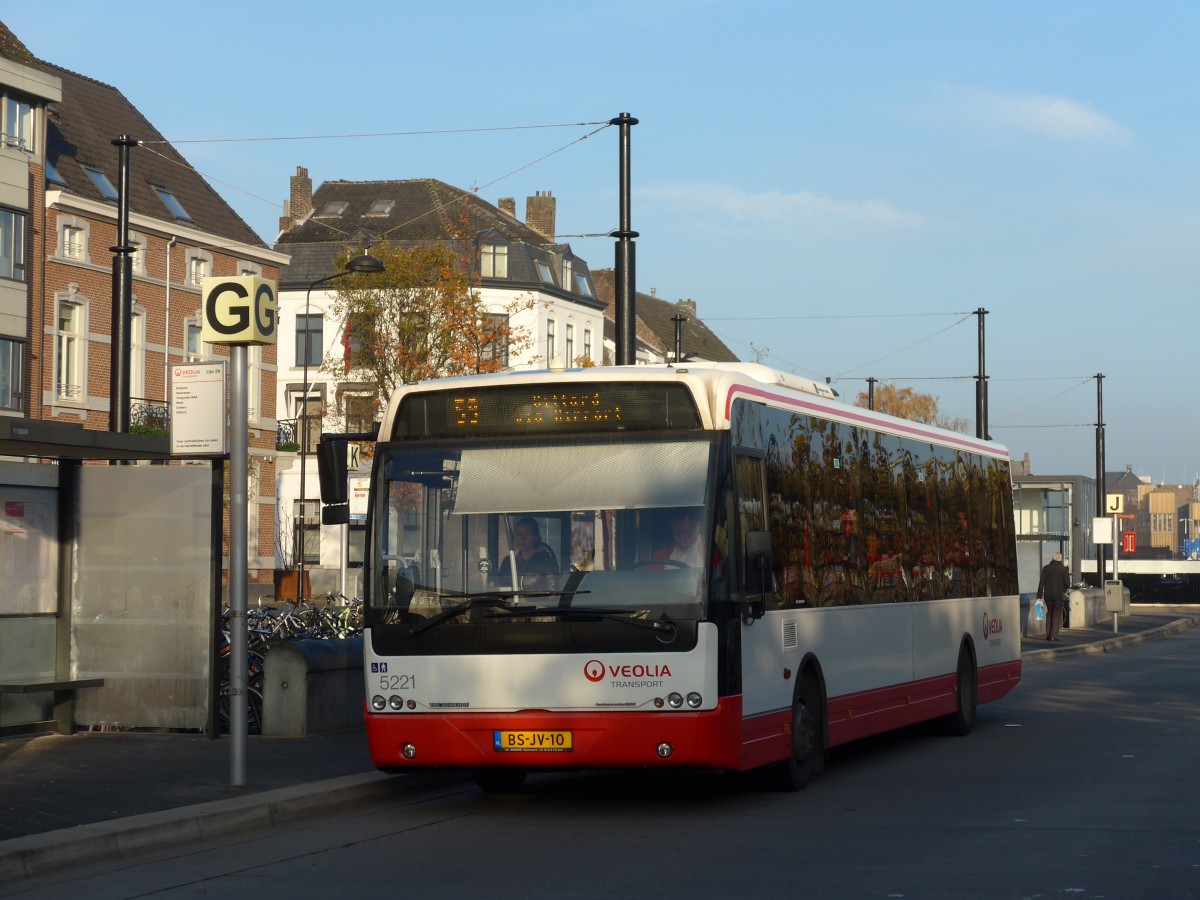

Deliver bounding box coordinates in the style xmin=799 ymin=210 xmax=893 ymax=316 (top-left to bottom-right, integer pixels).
xmin=296 ymin=253 xmax=385 ymax=600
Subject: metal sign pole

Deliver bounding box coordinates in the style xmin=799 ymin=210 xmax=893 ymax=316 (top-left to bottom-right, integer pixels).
xmin=229 ymin=344 xmax=248 ymax=785
xmin=1111 ymin=513 xmax=1120 ymax=635
xmin=199 ymin=273 xmax=277 ymax=788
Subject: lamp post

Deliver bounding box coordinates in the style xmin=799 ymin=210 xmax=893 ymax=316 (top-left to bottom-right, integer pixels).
xmin=296 ymin=253 xmax=384 ymax=600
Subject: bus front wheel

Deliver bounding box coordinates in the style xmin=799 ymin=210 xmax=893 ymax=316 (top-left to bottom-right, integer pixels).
xmin=765 ymin=681 xmax=822 ymax=792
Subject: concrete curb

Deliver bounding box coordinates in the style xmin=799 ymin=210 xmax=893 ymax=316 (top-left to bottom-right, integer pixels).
xmin=1022 ymin=616 xmax=1200 ymax=663
xmin=0 ymin=770 xmax=402 ymax=886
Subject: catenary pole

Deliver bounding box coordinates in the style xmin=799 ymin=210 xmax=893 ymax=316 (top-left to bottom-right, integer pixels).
xmin=611 ymin=113 xmax=638 ymax=366
xmin=109 ymin=135 xmax=136 ymax=433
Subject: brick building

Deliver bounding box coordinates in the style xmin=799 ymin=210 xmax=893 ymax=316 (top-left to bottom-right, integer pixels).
xmin=1 ymin=22 xmax=288 ymax=584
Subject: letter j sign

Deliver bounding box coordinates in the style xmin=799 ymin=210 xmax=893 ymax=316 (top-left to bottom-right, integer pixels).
xmin=201 ymin=276 xmax=277 ymax=345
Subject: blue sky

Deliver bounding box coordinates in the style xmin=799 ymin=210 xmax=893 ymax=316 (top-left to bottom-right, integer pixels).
xmin=10 ymin=2 xmax=1200 ymax=484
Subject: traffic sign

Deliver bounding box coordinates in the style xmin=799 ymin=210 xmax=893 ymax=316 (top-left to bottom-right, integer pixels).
xmin=200 ymin=276 xmax=277 ymax=345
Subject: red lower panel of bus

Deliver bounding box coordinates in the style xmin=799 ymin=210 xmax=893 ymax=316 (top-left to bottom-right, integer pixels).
xmin=366 ymin=701 xmax=749 ymax=772
xmin=825 ymin=658 xmax=1022 ymax=747
xmin=365 ymin=658 xmax=1020 ymax=774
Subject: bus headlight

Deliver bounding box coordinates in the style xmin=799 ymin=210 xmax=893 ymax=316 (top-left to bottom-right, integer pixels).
xmin=667 ymin=692 xmax=683 ymax=709
xmin=388 ymin=695 xmax=404 ymax=711
xmin=370 ymin=695 xmax=386 ymax=711
xmin=686 ymin=692 xmax=703 ymax=709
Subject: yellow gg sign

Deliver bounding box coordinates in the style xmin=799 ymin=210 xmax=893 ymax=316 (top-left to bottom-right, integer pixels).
xmin=201 ymin=276 xmax=277 ymax=345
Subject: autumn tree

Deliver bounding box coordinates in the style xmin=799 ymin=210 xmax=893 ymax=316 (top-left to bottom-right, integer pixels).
xmin=320 ymin=242 xmax=533 ymax=408
xmin=853 ymin=383 xmax=969 ymax=433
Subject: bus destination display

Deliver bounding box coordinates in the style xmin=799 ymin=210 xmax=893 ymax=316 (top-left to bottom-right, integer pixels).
xmin=395 ymin=383 xmax=701 ymax=437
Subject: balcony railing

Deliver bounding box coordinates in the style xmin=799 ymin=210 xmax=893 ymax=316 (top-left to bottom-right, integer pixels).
xmin=277 ymin=418 xmax=300 ymax=451
xmin=130 ymin=397 xmax=170 ymax=434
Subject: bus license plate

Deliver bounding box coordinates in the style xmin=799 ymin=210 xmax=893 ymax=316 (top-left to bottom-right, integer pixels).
xmin=494 ymin=730 xmax=573 ymax=752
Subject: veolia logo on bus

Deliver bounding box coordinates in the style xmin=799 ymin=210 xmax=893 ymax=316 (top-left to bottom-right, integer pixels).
xmin=584 ymin=660 xmax=674 ymax=682
xmin=982 ymin=612 xmax=1004 ymax=643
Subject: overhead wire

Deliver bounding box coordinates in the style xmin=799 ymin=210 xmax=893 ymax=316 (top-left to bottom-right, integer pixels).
xmin=132 ymin=120 xmax=613 ymax=242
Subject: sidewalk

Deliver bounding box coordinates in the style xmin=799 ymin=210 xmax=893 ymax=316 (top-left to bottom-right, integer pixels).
xmin=1019 ymin=603 xmax=1198 ymax=661
xmin=2 ymin=604 xmax=1197 ymax=886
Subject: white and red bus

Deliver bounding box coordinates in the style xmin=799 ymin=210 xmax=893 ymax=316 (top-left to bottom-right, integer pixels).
xmin=356 ymin=362 xmax=1020 ymax=790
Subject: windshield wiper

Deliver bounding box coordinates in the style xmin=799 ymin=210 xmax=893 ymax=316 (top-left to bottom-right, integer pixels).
xmin=483 ymin=606 xmax=678 ymax=641
xmin=407 ymin=589 xmax=577 ymax=637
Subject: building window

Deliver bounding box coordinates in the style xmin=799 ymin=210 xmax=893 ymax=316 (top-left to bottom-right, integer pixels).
xmin=343 ymin=393 xmax=377 ymax=434
xmin=546 ymin=319 xmax=557 ymax=361
xmin=365 ymin=199 xmax=394 ymax=217
xmin=294 ymin=499 xmax=320 ymax=566
xmin=481 ymin=312 xmax=510 ymax=368
xmin=316 ymin=201 xmax=349 ymax=217
xmin=583 ymin=328 xmax=593 ymax=363
xmin=62 ymin=224 xmax=85 ymax=259
xmin=2 ymin=95 xmax=33 ymax=151
xmin=575 ymin=273 xmax=594 ymax=297
xmin=535 ymin=260 xmax=554 ymax=284
xmin=0 ymin=208 xmax=26 ymax=281
xmin=46 ymin=158 xmax=67 ymax=186
xmin=130 ymin=307 xmax=146 ymax=401
xmin=153 ymin=186 xmax=192 ymax=221
xmin=185 ymin=318 xmax=204 ymax=362
xmin=481 ymin=243 xmax=508 ymax=278
xmin=295 ymin=394 xmax=323 ymax=454
xmin=562 ymin=258 xmax=573 ymax=291
xmin=248 ymin=344 xmax=262 ymax=420
xmin=186 ymin=253 xmax=210 ymax=287
xmin=238 ymin=261 xmax=261 ymax=277
xmin=130 ymin=234 xmax=147 ymax=275
xmin=297 ymin=313 xmax=323 ymax=367
xmin=0 ymin=337 xmax=23 ymax=411
xmin=82 ymin=165 xmax=119 ymax=200
xmin=55 ymin=294 xmax=86 ymax=402
xmin=565 ymin=323 xmax=575 ymax=365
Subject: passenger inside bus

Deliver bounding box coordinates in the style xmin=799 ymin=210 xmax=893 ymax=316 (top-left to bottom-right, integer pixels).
xmin=495 ymin=516 xmax=559 ymax=589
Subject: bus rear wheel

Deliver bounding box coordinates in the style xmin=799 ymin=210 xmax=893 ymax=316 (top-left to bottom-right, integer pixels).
xmin=473 ymin=767 xmax=528 ymax=793
xmin=765 ymin=684 xmax=822 ymax=792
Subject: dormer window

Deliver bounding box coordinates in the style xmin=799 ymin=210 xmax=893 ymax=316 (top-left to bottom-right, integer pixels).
xmin=481 ymin=242 xmax=508 ymax=278
xmin=82 ymin=165 xmax=119 ymax=200
xmin=535 ymin=260 xmax=554 ymax=284
xmin=317 ymin=201 xmax=349 ymax=217
xmin=153 ymin=186 xmax=192 ymax=221
xmin=365 ymin=199 xmax=394 ymax=217
xmin=575 ymin=273 xmax=594 ymax=298
xmin=46 ymin=159 xmax=68 ymax=186
xmin=562 ymin=258 xmax=573 ymax=291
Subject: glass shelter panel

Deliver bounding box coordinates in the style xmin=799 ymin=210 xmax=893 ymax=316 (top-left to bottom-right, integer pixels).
xmin=72 ymin=467 xmax=214 ymax=730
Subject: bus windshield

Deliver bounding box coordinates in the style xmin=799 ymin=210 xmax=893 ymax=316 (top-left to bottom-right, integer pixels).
xmin=368 ymin=434 xmax=721 ymax=630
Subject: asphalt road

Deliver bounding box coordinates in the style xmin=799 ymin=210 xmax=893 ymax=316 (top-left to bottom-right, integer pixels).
xmin=8 ymin=627 xmax=1200 ymax=900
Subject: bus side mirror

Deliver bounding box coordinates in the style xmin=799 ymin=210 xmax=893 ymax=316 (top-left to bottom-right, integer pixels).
xmin=317 ymin=439 xmax=348 ymax=505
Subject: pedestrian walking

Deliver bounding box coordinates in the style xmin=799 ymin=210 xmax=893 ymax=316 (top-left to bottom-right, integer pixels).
xmin=1036 ymin=551 xmax=1070 ymax=641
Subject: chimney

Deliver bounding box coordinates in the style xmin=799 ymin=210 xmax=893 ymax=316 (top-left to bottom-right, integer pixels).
xmin=676 ymin=298 xmax=697 ymax=317
xmin=498 ymin=197 xmax=517 ymax=218
xmin=282 ymin=166 xmax=313 ymax=231
xmin=526 ymin=191 xmax=556 ymax=241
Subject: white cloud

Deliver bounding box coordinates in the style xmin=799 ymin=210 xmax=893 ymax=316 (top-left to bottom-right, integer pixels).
xmin=951 ymin=88 xmax=1130 ymax=143
xmin=639 ymin=183 xmax=926 ymax=229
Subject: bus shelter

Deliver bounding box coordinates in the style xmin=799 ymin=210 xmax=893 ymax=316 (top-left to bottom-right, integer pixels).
xmin=0 ymin=419 xmax=222 ymax=735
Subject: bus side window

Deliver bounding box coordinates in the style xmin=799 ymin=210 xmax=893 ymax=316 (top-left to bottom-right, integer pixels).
xmin=734 ymin=454 xmax=778 ymax=601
